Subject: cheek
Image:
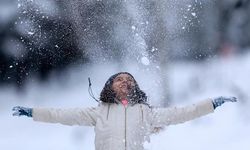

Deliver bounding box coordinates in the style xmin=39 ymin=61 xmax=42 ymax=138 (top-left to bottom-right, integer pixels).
xmin=112 ymin=83 xmax=119 ymax=92
xmin=129 ymin=82 xmax=135 ymax=88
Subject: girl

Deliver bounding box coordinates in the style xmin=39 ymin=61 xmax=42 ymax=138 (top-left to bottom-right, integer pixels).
xmin=12 ymin=72 xmax=237 ymax=150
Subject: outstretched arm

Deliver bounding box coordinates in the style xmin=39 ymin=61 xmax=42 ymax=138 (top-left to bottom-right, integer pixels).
xmin=12 ymin=106 xmax=99 ymax=126
xmin=150 ymin=96 xmax=237 ymax=127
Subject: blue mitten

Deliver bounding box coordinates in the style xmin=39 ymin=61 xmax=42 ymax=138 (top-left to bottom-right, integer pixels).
xmin=12 ymin=106 xmax=33 ymax=117
xmin=212 ymin=96 xmax=237 ymax=109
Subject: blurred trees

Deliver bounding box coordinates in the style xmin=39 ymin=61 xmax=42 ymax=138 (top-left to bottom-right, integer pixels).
xmin=216 ymin=0 xmax=250 ymax=55
xmin=0 ymin=0 xmax=86 ymax=87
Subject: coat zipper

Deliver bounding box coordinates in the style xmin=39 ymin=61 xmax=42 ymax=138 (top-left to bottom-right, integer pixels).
xmin=106 ymin=103 xmax=110 ymax=120
xmin=124 ymin=106 xmax=127 ymax=150
xmin=140 ymin=105 xmax=144 ymax=122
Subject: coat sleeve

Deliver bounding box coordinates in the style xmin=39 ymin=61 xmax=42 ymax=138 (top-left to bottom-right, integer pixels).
xmin=32 ymin=107 xmax=99 ymax=126
xmin=150 ymin=99 xmax=214 ymax=127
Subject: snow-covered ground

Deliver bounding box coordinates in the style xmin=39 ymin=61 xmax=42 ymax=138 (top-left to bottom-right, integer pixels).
xmin=0 ymin=52 xmax=250 ymax=150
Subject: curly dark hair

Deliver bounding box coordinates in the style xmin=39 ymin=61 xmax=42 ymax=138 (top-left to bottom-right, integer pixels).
xmin=100 ymin=72 xmax=148 ymax=105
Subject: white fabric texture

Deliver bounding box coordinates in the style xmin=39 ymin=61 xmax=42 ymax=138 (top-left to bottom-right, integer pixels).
xmin=33 ymin=99 xmax=214 ymax=150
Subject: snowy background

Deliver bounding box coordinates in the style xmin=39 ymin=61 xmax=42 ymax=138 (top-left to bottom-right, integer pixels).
xmin=1 ymin=53 xmax=250 ymax=150
xmin=1 ymin=0 xmax=250 ymax=150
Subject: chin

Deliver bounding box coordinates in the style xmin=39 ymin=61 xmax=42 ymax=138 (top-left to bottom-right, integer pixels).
xmin=117 ymin=92 xmax=128 ymax=98
xmin=122 ymin=91 xmax=129 ymax=96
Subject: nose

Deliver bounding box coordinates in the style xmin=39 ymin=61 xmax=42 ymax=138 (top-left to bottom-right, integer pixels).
xmin=121 ymin=79 xmax=127 ymax=84
xmin=119 ymin=79 xmax=129 ymax=86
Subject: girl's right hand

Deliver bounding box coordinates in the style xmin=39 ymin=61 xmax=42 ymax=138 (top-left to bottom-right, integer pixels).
xmin=12 ymin=106 xmax=33 ymax=117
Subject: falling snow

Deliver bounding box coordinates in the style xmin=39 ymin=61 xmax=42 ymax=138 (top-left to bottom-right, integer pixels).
xmin=27 ymin=31 xmax=34 ymax=35
xmin=141 ymin=56 xmax=150 ymax=66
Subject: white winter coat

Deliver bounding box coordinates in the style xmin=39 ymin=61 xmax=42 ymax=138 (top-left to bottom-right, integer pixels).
xmin=32 ymin=99 xmax=214 ymax=150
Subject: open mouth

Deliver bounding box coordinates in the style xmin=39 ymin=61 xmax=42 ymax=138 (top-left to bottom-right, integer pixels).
xmin=119 ymin=84 xmax=131 ymax=92
xmin=120 ymin=83 xmax=128 ymax=88
xmin=120 ymin=85 xmax=127 ymax=88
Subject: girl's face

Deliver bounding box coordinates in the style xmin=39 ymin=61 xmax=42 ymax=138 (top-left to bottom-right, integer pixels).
xmin=112 ymin=73 xmax=135 ymax=100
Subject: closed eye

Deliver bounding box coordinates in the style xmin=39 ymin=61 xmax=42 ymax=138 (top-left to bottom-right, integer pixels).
xmin=115 ymin=77 xmax=123 ymax=81
xmin=127 ymin=78 xmax=133 ymax=82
